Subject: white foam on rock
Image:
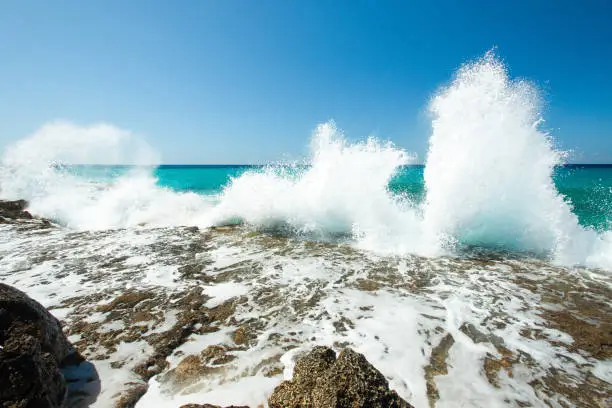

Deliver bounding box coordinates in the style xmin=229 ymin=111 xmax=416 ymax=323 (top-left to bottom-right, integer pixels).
xmin=94 ymin=341 xmax=153 ymax=407
xmin=166 ymin=327 xmax=233 ymax=367
xmin=203 ymin=282 xmax=250 ymax=308
xmin=137 ymin=374 xmax=279 ymax=408
xmin=592 ymin=360 xmax=612 ymax=383
xmin=141 ymin=232 xmax=611 ymax=408
xmin=0 ymin=219 xmax=610 ymax=407
xmin=0 ymin=225 xmax=196 ymax=407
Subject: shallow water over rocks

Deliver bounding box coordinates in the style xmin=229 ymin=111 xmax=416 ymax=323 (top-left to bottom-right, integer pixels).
xmin=0 ymin=221 xmax=610 ymax=407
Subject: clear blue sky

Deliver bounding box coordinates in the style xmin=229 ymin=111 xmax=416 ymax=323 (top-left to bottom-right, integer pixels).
xmin=1 ymin=0 xmax=611 ymax=164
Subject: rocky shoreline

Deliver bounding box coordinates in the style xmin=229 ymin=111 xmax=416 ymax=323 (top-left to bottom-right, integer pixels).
xmin=0 ymin=200 xmax=611 ymax=407
xmin=1 ymin=279 xmax=412 ymax=408
xmin=1 ymin=282 xmax=412 ymax=408
xmin=0 ymin=200 xmax=414 ymax=408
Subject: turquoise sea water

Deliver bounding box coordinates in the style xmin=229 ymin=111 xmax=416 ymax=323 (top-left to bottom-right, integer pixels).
xmin=69 ymin=164 xmax=612 ymax=232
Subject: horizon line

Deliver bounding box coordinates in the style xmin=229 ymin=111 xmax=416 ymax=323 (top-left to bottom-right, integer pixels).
xmin=64 ymin=163 xmax=612 ymax=167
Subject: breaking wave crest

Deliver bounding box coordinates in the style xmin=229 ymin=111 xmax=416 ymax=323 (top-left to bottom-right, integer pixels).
xmin=0 ymin=121 xmax=214 ymax=229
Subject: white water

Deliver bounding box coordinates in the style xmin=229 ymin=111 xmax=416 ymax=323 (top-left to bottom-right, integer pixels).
xmin=423 ymin=53 xmax=567 ymax=253
xmin=3 ymin=220 xmax=608 ymax=408
xmin=207 ymin=122 xmax=427 ymax=252
xmin=0 ymin=121 xmax=214 ymax=229
xmin=422 ymin=52 xmax=612 ymax=268
xmin=1 ymin=54 xmax=611 ymax=269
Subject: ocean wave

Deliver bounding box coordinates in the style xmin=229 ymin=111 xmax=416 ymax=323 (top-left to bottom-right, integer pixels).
xmin=1 ymin=53 xmax=611 ymax=270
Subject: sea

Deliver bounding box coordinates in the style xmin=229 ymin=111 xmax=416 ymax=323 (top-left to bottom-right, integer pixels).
xmin=0 ymin=54 xmax=610 ymax=407
xmin=25 ymin=162 xmax=612 ymax=241
xmin=79 ymin=162 xmax=612 ymax=232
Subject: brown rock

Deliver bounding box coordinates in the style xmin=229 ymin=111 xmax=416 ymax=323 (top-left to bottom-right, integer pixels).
xmin=232 ymin=326 xmax=249 ymax=346
xmin=162 ymin=346 xmax=238 ymax=391
xmin=231 ymin=320 xmax=264 ymax=347
xmin=0 ymin=283 xmax=75 ymax=407
xmin=268 ymin=346 xmax=413 ymax=408
xmin=292 ymin=346 xmax=337 ymax=389
xmin=164 ymin=354 xmax=204 ymax=388
xmin=115 ymin=383 xmax=148 ymax=408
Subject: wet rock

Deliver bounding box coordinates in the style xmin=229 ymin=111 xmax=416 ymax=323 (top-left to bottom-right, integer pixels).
xmin=162 ymin=345 xmax=238 ymax=391
xmin=424 ymin=332 xmax=455 ymax=405
xmin=0 ymin=199 xmax=33 ymax=221
xmin=268 ymin=346 xmax=413 ymax=408
xmin=167 ymin=354 xmax=205 ymax=386
xmin=231 ymin=319 xmax=264 ymax=347
xmin=0 ymin=283 xmax=74 ymax=407
xmin=133 ymin=289 xmax=240 ymax=382
xmin=116 ymin=383 xmax=148 ymax=408
xmin=0 ymin=199 xmax=54 ymax=228
xmin=355 ymin=278 xmax=380 ymax=291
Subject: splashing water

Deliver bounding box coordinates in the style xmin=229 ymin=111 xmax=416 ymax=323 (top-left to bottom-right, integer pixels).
xmin=1 ymin=54 xmax=611 ymax=269
xmin=421 ymin=53 xmax=612 ymax=267
xmin=207 ymin=122 xmax=426 ymax=250
xmin=0 ymin=121 xmax=213 ymax=229
xmin=423 ymin=53 xmax=575 ymax=253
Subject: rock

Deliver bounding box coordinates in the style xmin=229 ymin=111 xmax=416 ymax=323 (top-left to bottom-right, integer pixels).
xmin=0 ymin=199 xmax=28 ymax=212
xmin=0 ymin=283 xmax=75 ymax=407
xmin=0 ymin=199 xmax=33 ymax=221
xmin=0 ymin=199 xmax=54 ymax=228
xmin=268 ymin=346 xmax=413 ymax=408
xmin=115 ymin=383 xmax=149 ymax=408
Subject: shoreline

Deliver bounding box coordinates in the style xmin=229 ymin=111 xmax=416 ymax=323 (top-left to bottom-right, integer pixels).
xmin=0 ymin=200 xmax=610 ymax=407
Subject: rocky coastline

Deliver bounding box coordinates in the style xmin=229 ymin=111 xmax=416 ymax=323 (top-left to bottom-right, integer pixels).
xmin=1 ymin=279 xmax=411 ymax=408
xmin=0 ymin=200 xmax=414 ymax=408
xmin=0 ymin=199 xmax=610 ymax=407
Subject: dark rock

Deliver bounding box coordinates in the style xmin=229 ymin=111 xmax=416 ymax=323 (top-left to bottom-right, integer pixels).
xmin=0 ymin=199 xmax=28 ymax=212
xmin=0 ymin=283 xmax=74 ymax=407
xmin=268 ymin=346 xmax=414 ymax=408
xmin=0 ymin=199 xmax=33 ymax=221
xmin=0 ymin=199 xmax=54 ymax=228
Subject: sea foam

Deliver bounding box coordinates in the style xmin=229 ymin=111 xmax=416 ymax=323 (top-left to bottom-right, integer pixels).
xmin=0 ymin=121 xmax=213 ymax=229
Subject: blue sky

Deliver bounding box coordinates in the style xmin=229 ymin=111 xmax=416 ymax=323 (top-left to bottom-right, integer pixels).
xmin=1 ymin=0 xmax=611 ymax=164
